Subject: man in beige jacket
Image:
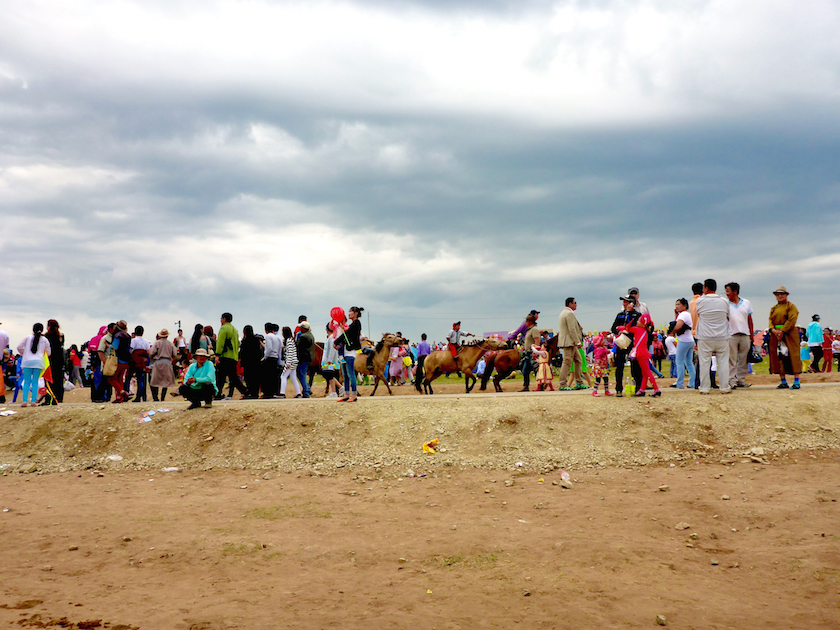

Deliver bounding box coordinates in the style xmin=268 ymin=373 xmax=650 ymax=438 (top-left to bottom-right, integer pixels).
xmin=557 ymin=297 xmax=586 ymax=390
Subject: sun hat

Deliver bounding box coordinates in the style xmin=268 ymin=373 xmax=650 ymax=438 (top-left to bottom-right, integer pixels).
xmin=300 ymin=321 xmax=311 ymax=330
xmin=194 ymin=348 xmax=209 ymax=357
xmin=159 ymin=328 xmax=170 ymax=337
xmin=773 ymin=286 xmax=789 ymax=294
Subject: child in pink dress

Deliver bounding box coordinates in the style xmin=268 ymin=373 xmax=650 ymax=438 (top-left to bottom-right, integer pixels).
xmin=591 ymin=332 xmax=613 ymax=397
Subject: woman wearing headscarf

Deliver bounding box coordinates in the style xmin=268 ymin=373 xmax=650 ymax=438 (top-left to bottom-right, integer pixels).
xmin=768 ymin=286 xmax=802 ymax=389
xmin=17 ymin=323 xmax=50 ymax=407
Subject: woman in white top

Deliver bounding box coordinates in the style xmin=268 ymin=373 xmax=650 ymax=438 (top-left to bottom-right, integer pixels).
xmin=673 ymin=298 xmax=696 ymax=389
xmin=17 ymin=323 xmax=51 ymax=407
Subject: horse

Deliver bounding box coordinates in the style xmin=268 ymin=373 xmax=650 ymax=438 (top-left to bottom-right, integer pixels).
xmin=351 ymin=333 xmax=402 ymax=396
xmin=480 ymin=335 xmax=559 ymax=393
xmin=417 ymin=337 xmax=507 ymax=395
xmin=307 ymin=342 xmax=332 ymax=395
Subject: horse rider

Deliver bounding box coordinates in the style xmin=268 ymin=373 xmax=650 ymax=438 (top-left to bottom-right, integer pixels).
xmin=447 ymin=321 xmax=474 ymax=366
xmin=507 ymin=310 xmax=540 ymax=347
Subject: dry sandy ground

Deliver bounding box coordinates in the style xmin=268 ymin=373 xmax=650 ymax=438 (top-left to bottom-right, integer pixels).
xmin=0 ymin=381 xmax=838 ymax=629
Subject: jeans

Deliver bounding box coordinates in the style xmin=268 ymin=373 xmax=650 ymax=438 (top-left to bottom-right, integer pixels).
xmin=675 ymin=341 xmax=695 ymax=389
xmin=342 ymin=354 xmax=357 ymax=394
xmin=668 ymin=354 xmax=677 ymax=378
xmin=297 ymin=362 xmax=311 ymax=397
xmin=21 ymin=367 xmax=40 ymax=403
xmin=520 ymin=354 xmax=533 ymax=389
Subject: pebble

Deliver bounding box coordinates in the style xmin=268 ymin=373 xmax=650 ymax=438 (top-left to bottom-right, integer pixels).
xmin=711 ymin=558 xmax=719 ymax=566
xmin=504 ymin=479 xmax=515 ymax=487
xmin=523 ymin=589 xmax=531 ymax=597
xmin=560 ymin=480 xmax=574 ymax=489
xmin=750 ymin=447 xmax=765 ymax=456
xmin=675 ymin=522 xmax=690 ymax=530
xmin=68 ymin=545 xmax=79 ymax=551
xmin=656 ymin=614 xmax=667 ymax=626
xmin=658 ymin=485 xmax=669 ymax=492
xmin=721 ymin=494 xmax=730 ymax=500
xmin=689 ymin=533 xmax=699 ymax=540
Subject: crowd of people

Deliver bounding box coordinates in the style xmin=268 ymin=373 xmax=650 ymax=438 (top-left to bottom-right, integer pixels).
xmin=1 ymin=283 xmax=837 ymax=407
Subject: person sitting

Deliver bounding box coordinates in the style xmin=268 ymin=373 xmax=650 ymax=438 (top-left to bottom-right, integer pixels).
xmin=179 ymin=348 xmax=218 ymax=409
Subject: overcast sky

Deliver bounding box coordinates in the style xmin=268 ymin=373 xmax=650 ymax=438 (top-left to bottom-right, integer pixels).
xmin=2 ymin=0 xmax=839 ymax=347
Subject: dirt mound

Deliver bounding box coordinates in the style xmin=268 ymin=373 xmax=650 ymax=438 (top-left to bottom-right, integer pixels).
xmin=2 ymin=386 xmax=838 ymax=475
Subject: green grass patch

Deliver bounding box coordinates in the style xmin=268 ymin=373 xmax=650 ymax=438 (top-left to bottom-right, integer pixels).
xmin=436 ymin=551 xmax=499 ymax=569
xmin=244 ymin=503 xmax=331 ymax=520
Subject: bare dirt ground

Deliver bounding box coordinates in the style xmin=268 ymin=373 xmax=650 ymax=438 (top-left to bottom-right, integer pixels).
xmin=1 ymin=379 xmax=839 ymax=629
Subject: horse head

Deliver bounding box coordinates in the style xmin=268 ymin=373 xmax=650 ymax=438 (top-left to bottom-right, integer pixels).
xmin=478 ymin=337 xmax=508 ymax=351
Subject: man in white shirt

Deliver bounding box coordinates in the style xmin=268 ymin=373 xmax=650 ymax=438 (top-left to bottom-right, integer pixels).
xmin=262 ymin=323 xmax=281 ymax=398
xmin=695 ymin=279 xmax=731 ymax=394
xmin=725 ymin=282 xmax=754 ymax=389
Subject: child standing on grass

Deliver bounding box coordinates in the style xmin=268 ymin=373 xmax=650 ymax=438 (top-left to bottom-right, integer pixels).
xmin=591 ymin=332 xmax=613 ymax=396
xmin=532 ymin=344 xmax=554 ymax=391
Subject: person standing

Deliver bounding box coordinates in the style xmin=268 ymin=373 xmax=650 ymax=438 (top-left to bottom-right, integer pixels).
xmin=519 ymin=318 xmax=541 ymax=392
xmin=215 ymin=312 xmax=247 ymax=400
xmin=415 ymin=333 xmax=431 ymax=385
xmin=557 ymin=297 xmax=585 ymax=390
xmin=261 ymin=323 xmax=281 ymax=398
xmin=768 ymin=286 xmax=802 ymax=389
xmin=295 ymin=321 xmax=315 ymax=398
xmin=149 ymin=328 xmax=177 ymax=402
xmin=68 ymin=345 xmax=83 ymax=387
xmin=672 ymin=298 xmax=696 ymax=389
xmin=239 ymin=325 xmax=263 ymax=399
xmin=725 ymin=282 xmax=754 ymax=389
xmin=665 ymin=328 xmax=678 ymax=379
xmin=279 ymin=326 xmax=302 ymax=398
xmin=0 ymin=323 xmax=9 ymax=403
xmin=17 ymin=323 xmax=50 ymax=407
xmin=688 ymin=282 xmax=703 ymax=337
xmin=128 ymin=325 xmax=151 ymax=402
xmin=173 ymin=329 xmax=188 ymax=363
xmin=611 ymin=295 xmax=641 ymax=397
xmin=107 ymin=321 xmax=133 ymax=403
xmin=44 ymin=319 xmax=65 ymax=404
xmin=694 ymin=279 xmax=731 ymax=394
xmin=806 ymin=315 xmax=824 ymax=372
xmin=337 ymin=306 xmax=364 ymax=403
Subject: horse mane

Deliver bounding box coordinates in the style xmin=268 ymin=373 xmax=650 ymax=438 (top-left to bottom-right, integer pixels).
xmin=375 ymin=333 xmax=396 ymax=353
xmin=462 ymin=338 xmax=485 ymax=347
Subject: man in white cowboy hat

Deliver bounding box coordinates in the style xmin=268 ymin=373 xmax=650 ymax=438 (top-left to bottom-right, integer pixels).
xmin=180 ymin=348 xmax=219 ymax=409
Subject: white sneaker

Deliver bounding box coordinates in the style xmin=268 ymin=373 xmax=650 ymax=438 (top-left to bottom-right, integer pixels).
xmin=327 ymin=393 xmax=338 ymax=398
xmin=338 ymin=388 xmax=345 ymax=397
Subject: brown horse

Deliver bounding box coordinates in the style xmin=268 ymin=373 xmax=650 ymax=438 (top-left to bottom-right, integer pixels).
xmin=480 ymin=335 xmax=559 ymax=392
xmin=417 ymin=338 xmax=507 ymax=394
xmin=351 ymin=333 xmax=401 ymax=396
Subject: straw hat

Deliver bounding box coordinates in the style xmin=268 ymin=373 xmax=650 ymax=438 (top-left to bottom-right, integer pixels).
xmin=159 ymin=328 xmax=170 ymax=337
xmin=772 ymin=286 xmax=789 ymax=294
xmin=194 ymin=348 xmax=209 ymax=357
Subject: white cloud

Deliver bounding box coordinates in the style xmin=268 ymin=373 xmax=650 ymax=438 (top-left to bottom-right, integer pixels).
xmin=0 ymin=164 xmax=134 ymax=203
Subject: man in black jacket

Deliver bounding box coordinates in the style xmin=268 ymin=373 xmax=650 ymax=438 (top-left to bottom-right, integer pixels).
xmin=295 ymin=321 xmax=315 ymax=398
